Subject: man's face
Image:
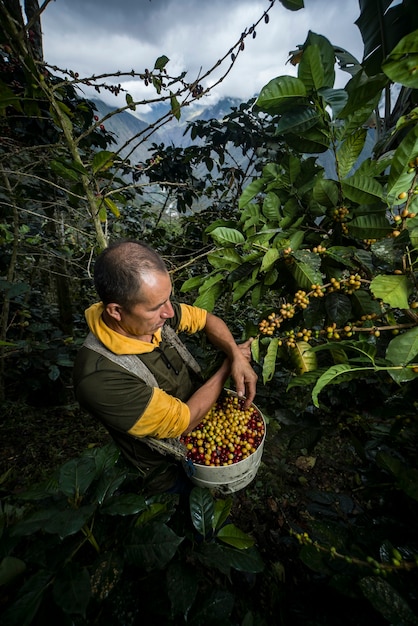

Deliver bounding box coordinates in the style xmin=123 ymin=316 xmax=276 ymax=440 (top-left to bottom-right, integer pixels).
xmin=117 ymin=271 xmax=174 ymax=338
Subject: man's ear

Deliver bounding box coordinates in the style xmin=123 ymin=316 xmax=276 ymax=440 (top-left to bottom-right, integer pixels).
xmin=105 ymin=303 xmax=123 ymax=321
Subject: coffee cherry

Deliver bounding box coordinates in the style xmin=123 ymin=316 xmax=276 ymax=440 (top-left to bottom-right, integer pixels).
xmin=181 ymin=392 xmax=265 ymax=467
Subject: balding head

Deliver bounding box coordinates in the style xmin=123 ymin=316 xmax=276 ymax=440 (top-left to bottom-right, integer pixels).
xmin=94 ymin=240 xmax=169 ymax=309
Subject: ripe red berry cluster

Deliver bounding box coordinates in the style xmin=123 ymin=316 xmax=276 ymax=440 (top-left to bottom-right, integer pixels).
xmin=181 ymin=392 xmax=265 ymax=467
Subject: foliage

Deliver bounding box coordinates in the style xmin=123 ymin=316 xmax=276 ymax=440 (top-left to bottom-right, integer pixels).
xmin=0 ymin=443 xmax=263 ymax=625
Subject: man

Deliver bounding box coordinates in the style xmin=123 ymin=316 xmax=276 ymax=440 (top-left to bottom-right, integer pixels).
xmin=73 ymin=240 xmax=257 ymax=493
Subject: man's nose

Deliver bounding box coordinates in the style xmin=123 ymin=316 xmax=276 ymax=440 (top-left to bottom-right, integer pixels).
xmin=161 ymin=301 xmax=174 ymax=318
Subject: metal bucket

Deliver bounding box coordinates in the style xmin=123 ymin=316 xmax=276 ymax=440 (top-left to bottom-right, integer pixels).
xmin=183 ymin=391 xmax=266 ymax=494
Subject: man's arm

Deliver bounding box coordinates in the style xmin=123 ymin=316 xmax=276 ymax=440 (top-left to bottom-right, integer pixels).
xmin=203 ymin=312 xmax=257 ymax=405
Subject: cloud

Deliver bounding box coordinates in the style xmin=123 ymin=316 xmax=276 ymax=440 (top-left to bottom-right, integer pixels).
xmin=40 ymin=0 xmax=363 ymax=107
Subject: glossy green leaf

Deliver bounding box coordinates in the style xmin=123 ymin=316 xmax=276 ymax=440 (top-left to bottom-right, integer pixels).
xmin=210 ymin=227 xmax=245 ymax=246
xmin=387 ymin=125 xmax=418 ymax=201
xmin=180 ymin=275 xmax=206 ymax=292
xmin=382 ymin=30 xmax=418 ymax=88
xmin=291 ymin=260 xmax=323 ymax=290
xmin=337 ymin=74 xmax=387 ymax=119
xmin=285 ymin=127 xmax=330 ymax=153
xmin=298 ymin=44 xmax=325 ymax=91
xmin=194 ymin=281 xmax=223 ymax=311
xmin=217 ymin=523 xmax=255 ymax=549
xmin=232 ymin=277 xmax=258 ymax=302
xmin=337 ymin=128 xmax=367 ymax=178
xmin=325 ymin=292 xmax=352 ymax=326
xmin=279 ymin=0 xmax=304 ymax=10
xmin=251 ymin=336 xmax=260 ymax=363
xmin=262 ymin=191 xmax=281 ymax=221
xmin=275 ymin=106 xmax=319 ymax=135
xmin=207 ymin=249 xmax=242 ymax=270
xmin=260 ymin=247 xmax=280 ymax=272
xmin=154 ymin=55 xmax=169 ymax=70
xmin=386 ymin=327 xmax=418 ymax=366
xmin=370 ymin=274 xmax=412 ymax=309
xmin=255 ymin=76 xmax=307 ymax=115
xmin=347 ymin=213 xmax=392 ymax=239
xmin=190 ymin=487 xmax=214 ymax=537
xmin=213 ymin=497 xmax=233 ymax=531
xmin=341 ymin=172 xmax=383 ymax=203
xmin=58 ymin=456 xmax=97 ymax=498
xmin=239 ymin=178 xmax=265 ymax=208
xmin=313 ymin=178 xmax=339 ymax=207
xmin=262 ymin=338 xmax=279 ymax=384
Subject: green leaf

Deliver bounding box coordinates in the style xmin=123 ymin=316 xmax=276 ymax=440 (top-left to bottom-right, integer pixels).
xmin=181 ymin=275 xmax=206 ymax=292
xmin=262 ymin=192 xmax=281 ymax=220
xmin=312 ymin=364 xmax=373 ymax=407
xmin=190 ymin=487 xmax=214 ymax=538
xmin=382 ymin=30 xmax=418 ymax=88
xmin=104 ymin=197 xmax=120 ymax=218
xmin=101 ymin=493 xmax=147 ymax=516
xmin=370 ymin=274 xmax=412 ymax=309
xmin=337 ymin=128 xmax=367 ymax=178
xmin=194 ymin=282 xmax=223 ymax=311
xmin=263 ymin=338 xmax=279 ymax=384
xmin=210 ymin=227 xmax=245 ymax=246
xmin=126 ymin=93 xmax=136 ymax=110
xmin=251 ymin=336 xmax=260 ymax=363
xmin=239 ymin=178 xmax=265 ymax=209
xmin=347 ymin=213 xmax=392 ymax=239
xmin=53 ymin=563 xmax=91 ymax=616
xmin=291 ymin=259 xmax=323 ymax=290
xmin=325 ymin=293 xmax=352 ymax=326
xmin=298 ymin=44 xmax=325 ymax=91
xmin=313 ymin=178 xmax=339 ymax=207
xmin=341 ymin=172 xmax=383 ymax=203
xmin=387 ymin=125 xmax=418 ymax=201
xmin=213 ymin=498 xmax=232 ymax=531
xmin=207 ymin=248 xmax=242 ymax=270
xmin=44 ymin=505 xmax=96 ymax=539
xmin=279 ymin=0 xmax=304 ymax=10
xmin=170 ymin=92 xmax=181 ymax=120
xmin=260 ymin=247 xmax=280 ymax=272
xmin=154 ymin=55 xmax=169 ymax=70
xmin=275 ymin=106 xmax=319 ymax=135
xmin=290 ymin=341 xmax=318 ymax=375
xmin=319 ymin=87 xmax=348 ymax=117
xmin=386 ymin=327 xmax=418 ymax=366
xmin=125 ymin=522 xmax=183 ymax=571
xmin=92 ymin=150 xmax=116 ymax=174
xmin=255 ymin=76 xmax=307 ymax=115
xmin=58 ymin=456 xmax=97 ymax=498
xmin=217 ymin=523 xmax=255 ymax=549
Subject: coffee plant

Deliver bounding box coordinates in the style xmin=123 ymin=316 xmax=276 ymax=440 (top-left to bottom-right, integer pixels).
xmin=0 ymin=443 xmax=264 ymax=625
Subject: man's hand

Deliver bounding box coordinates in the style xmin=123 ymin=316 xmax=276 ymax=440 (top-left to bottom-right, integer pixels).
xmin=231 ymin=338 xmax=257 ymax=408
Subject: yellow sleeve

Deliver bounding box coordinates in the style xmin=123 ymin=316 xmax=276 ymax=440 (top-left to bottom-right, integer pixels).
xmin=179 ymin=303 xmax=207 ymax=334
xmin=127 ymin=388 xmax=190 ymax=439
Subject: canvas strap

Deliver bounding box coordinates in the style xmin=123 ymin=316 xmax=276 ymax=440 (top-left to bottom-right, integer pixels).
xmin=82 ymin=325 xmax=201 ymax=462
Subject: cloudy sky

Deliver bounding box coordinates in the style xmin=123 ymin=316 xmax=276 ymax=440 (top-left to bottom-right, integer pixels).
xmin=40 ymin=0 xmax=364 ymax=110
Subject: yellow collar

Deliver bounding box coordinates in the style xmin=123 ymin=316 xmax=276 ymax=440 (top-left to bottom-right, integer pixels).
xmin=85 ymin=302 xmax=161 ymax=355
